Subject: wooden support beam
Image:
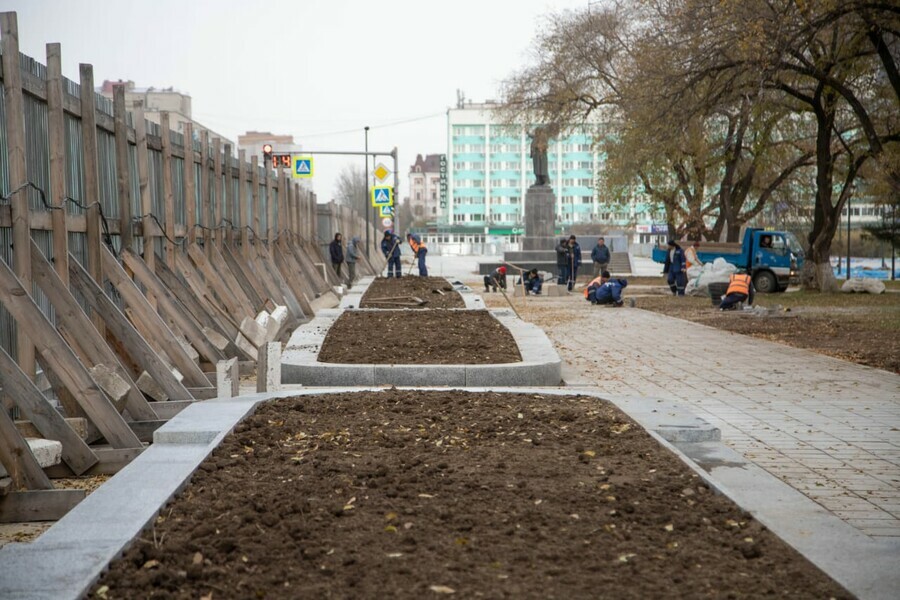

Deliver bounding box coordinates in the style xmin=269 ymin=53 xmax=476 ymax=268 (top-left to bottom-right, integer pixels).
xmin=1 ymin=12 xmax=35 ymax=380
xmin=255 ymin=242 xmax=305 ymax=320
xmin=112 ymin=84 xmax=134 ymax=252
xmin=212 ymin=137 xmax=222 ymax=253
xmin=0 ymin=489 xmax=86 ymax=522
xmin=0 ymin=403 xmax=54 ymax=491
xmin=0 ymin=255 xmax=143 ymax=449
xmin=199 ymin=129 xmax=211 ymax=248
xmin=238 ymin=149 xmax=248 ymax=252
xmin=30 ymin=242 xmax=158 ymax=422
xmin=221 ymin=243 xmax=265 ymax=309
xmin=43 ymin=447 xmax=143 ymax=478
xmin=223 ymin=143 xmax=233 ymax=247
xmin=174 ymin=251 xmax=239 ymax=338
xmin=98 ymin=245 xmax=210 ymax=388
xmin=183 ymin=122 xmax=196 ymax=244
xmin=267 ymin=165 xmax=276 ymax=242
xmin=68 ymin=257 xmax=196 ymax=402
xmin=187 ymin=243 xmax=251 ymax=318
xmin=120 ymin=248 xmax=226 ymax=364
xmin=46 ymin=42 xmax=70 ymax=284
xmin=250 ymin=155 xmax=260 ymax=259
xmin=133 ymin=99 xmax=156 ymax=270
xmin=0 ymin=347 xmax=97 ymax=475
xmin=79 ymin=63 xmax=106 ymax=338
xmin=160 ymin=112 xmax=177 ymax=269
xmin=207 ymin=243 xmax=257 ymax=313
xmin=129 ymin=420 xmax=167 ymax=443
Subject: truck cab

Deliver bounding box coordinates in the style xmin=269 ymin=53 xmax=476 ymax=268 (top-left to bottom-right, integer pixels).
xmin=652 ymin=228 xmax=804 ymax=293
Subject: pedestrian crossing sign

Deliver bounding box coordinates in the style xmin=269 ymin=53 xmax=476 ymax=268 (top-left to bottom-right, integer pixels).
xmin=292 ymin=156 xmax=313 ymax=178
xmin=371 ymin=186 xmax=393 ymax=207
xmin=379 ymin=204 xmax=394 ymax=218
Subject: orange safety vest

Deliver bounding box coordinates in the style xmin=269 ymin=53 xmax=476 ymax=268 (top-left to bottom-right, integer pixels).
xmin=409 ymin=238 xmax=426 ymax=254
xmin=726 ymin=273 xmax=751 ymax=296
xmin=685 ymin=247 xmax=700 ymax=269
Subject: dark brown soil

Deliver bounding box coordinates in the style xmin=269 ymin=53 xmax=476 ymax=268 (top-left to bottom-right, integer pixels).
xmin=360 ymin=277 xmax=465 ymax=309
xmin=637 ymin=292 xmax=900 ymax=373
xmin=318 ymin=310 xmax=521 ymax=364
xmin=92 ymin=391 xmax=850 ymax=600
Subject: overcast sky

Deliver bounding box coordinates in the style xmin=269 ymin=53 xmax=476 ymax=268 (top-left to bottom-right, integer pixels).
xmin=4 ymin=0 xmax=588 ymax=202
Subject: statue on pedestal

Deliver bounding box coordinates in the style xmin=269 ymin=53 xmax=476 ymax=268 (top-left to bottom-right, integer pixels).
xmin=528 ymin=126 xmax=550 ymax=187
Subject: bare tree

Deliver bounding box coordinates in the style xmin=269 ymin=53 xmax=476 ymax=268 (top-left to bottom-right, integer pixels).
xmin=333 ymin=164 xmax=368 ymax=217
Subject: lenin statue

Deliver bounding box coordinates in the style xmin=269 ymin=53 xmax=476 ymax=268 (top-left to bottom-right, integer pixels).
xmin=528 ymin=126 xmax=550 ymax=186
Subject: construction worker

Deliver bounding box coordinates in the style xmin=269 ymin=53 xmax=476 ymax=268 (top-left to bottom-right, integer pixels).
xmin=484 ymin=266 xmax=507 ymax=293
xmin=346 ymin=236 xmax=361 ymax=288
xmin=591 ymin=237 xmax=611 ymax=277
xmin=592 ymin=277 xmax=630 ymax=307
xmin=663 ymin=240 xmax=687 ymax=296
xmin=583 ymin=270 xmax=611 ymax=303
xmin=685 ymin=241 xmax=703 ymax=270
xmin=406 ymin=233 xmax=428 ymax=276
xmin=566 ymin=235 xmax=582 ymax=291
xmin=719 ymin=272 xmax=754 ymax=310
xmin=555 ymin=238 xmax=570 ymax=285
xmin=523 ymin=268 xmax=543 ymax=295
xmin=329 ymin=232 xmax=344 ymax=277
xmin=381 ymin=230 xmax=402 ymax=278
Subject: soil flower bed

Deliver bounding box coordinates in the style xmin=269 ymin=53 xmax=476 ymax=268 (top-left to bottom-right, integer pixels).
xmin=360 ymin=276 xmax=465 ymax=309
xmin=92 ymin=391 xmax=849 ymax=599
xmin=317 ymin=309 xmax=522 ymax=364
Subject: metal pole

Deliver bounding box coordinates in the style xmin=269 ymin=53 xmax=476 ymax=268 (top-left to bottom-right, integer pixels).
xmin=846 ymin=194 xmax=851 ymax=280
xmin=392 ymin=147 xmax=399 ymax=236
xmin=364 ymin=126 xmax=370 ymax=258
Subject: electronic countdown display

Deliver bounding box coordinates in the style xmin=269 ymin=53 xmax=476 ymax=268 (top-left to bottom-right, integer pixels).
xmin=271 ymin=153 xmax=292 ymax=169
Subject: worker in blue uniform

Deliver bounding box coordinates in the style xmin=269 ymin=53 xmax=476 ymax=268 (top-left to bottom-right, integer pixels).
xmin=381 ymin=230 xmax=402 ymax=278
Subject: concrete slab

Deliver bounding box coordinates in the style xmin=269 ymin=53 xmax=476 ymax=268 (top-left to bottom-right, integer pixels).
xmin=0 ymin=438 xmax=62 ymax=477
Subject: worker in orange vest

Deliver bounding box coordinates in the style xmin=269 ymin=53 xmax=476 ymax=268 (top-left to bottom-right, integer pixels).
xmin=685 ymin=241 xmax=703 ymax=270
xmin=583 ymin=270 xmax=611 ymax=302
xmin=719 ymin=272 xmax=755 ymax=310
xmin=406 ymin=233 xmax=428 ymax=276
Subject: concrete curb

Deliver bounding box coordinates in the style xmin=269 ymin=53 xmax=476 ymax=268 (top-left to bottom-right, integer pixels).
xmin=0 ymin=388 xmax=892 ymax=599
xmin=281 ymin=307 xmax=560 ymax=387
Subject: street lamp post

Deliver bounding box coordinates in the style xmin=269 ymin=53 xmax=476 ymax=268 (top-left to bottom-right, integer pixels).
xmin=846 ymin=192 xmax=852 ymax=280
xmin=364 ymin=126 xmax=370 ymax=258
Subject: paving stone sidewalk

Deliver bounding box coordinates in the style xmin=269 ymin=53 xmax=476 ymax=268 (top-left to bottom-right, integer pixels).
xmin=504 ymin=295 xmax=900 ymax=539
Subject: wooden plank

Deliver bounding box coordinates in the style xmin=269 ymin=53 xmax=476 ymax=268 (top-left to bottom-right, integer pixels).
xmin=43 ymin=447 xmax=143 ymax=478
xmin=212 ymin=137 xmax=223 ymax=253
xmin=277 ymin=168 xmax=286 ymax=239
xmin=207 ymin=243 xmax=259 ymax=312
xmin=250 ymin=155 xmax=260 ymax=259
xmin=183 ymin=121 xmax=196 ymax=244
xmin=238 ymin=149 xmax=249 ymax=252
xmin=1 ymin=12 xmax=35 ymax=380
xmin=0 ymin=256 xmax=143 ymax=449
xmin=133 ymin=99 xmax=156 ymax=271
xmin=160 ymin=112 xmax=177 ymax=269
xmin=187 ymin=243 xmax=251 ymax=318
xmin=223 ymin=144 xmax=234 ymax=246
xmin=248 ymin=243 xmax=287 ymax=305
xmin=0 ymin=403 xmax=54 ymax=491
xmin=79 ymin=63 xmax=106 ymax=337
xmin=0 ymin=489 xmax=86 ymax=522
xmin=68 ymin=257 xmax=195 ymax=402
xmin=154 ymin=256 xmax=230 ymax=339
xmin=120 ymin=248 xmax=226 ymax=364
xmin=222 ymin=244 xmax=267 ymax=312
xmin=174 ymin=251 xmax=240 ymax=339
xmin=99 ymin=245 xmax=209 ymax=388
xmin=0 ymin=347 xmax=97 ymax=475
xmin=15 ymin=418 xmax=88 ymax=441
xmin=46 ymin=43 xmax=70 ymax=284
xmin=255 ymin=242 xmax=305 ymax=320
xmin=30 ymin=242 xmax=158 ymax=422
xmin=129 ymin=420 xmax=166 ymax=443
xmin=267 ymin=165 xmax=276 ymax=242
xmin=199 ymin=129 xmax=211 ymax=248
xmin=273 ymin=240 xmax=315 ymax=317
xmin=112 ymin=83 xmax=134 ymax=252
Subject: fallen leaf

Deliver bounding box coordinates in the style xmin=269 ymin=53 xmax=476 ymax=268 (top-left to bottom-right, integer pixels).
xmin=664 ymin=524 xmax=674 ymax=532
xmin=95 ymin=586 xmax=109 ymax=599
xmin=385 ymin=525 xmax=398 ymax=533
xmin=192 ymin=552 xmax=203 ymax=565
xmin=583 ymin=450 xmax=596 ymax=457
xmin=387 ymin=552 xmax=404 ymax=558
xmin=429 ymin=585 xmax=456 ymax=594
xmin=385 ymin=512 xmax=398 ymax=521
xmin=142 ymin=559 xmax=160 ymax=570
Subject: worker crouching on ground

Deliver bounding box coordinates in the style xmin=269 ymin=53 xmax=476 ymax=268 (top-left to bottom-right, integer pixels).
xmin=720 ymin=272 xmax=755 ymax=310
xmin=663 ymin=240 xmax=687 ymax=296
xmin=407 ymin=233 xmax=428 ymax=276
xmin=381 ymin=230 xmax=402 ymax=278
xmin=584 ymin=270 xmax=611 ymax=302
xmin=523 ymin=268 xmax=543 ymax=295
xmin=588 ymin=274 xmax=631 ymax=307
xmin=484 ymin=266 xmax=507 ymax=293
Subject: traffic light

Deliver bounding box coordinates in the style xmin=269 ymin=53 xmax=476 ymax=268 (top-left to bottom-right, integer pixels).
xmin=262 ymin=143 xmax=273 ymax=164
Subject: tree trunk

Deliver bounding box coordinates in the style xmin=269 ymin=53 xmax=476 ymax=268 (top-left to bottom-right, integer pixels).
xmin=726 ymin=222 xmax=742 ymax=243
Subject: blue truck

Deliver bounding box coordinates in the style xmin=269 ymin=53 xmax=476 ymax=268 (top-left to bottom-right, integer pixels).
xmin=652 ymin=228 xmax=804 ymax=293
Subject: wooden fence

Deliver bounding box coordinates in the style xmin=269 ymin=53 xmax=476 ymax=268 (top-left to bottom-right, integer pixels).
xmin=0 ymin=11 xmax=385 ymax=521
